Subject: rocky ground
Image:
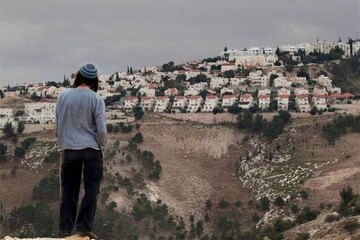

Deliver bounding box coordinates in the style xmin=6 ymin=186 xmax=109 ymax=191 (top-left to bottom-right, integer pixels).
xmin=1 ymin=112 xmax=360 ymax=238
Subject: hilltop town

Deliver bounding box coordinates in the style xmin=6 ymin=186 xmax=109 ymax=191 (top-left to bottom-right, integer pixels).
xmin=1 ymin=38 xmax=360 ymax=129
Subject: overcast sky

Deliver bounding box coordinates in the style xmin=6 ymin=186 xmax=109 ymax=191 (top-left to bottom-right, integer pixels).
xmin=0 ymin=0 xmax=359 ymax=86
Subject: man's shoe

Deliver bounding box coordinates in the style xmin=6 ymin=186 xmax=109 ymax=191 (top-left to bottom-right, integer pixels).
xmin=78 ymin=231 xmax=99 ymax=240
xmin=58 ymin=229 xmax=71 ymax=237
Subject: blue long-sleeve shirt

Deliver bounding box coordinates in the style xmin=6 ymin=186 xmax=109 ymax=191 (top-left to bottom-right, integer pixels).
xmin=55 ymin=88 xmax=107 ymax=150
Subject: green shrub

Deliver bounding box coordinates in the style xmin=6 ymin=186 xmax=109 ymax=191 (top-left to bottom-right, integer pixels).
xmin=344 ymin=219 xmax=360 ymax=233
xmin=300 ymin=189 xmax=309 ymax=200
xmin=296 ymin=207 xmax=320 ymax=224
xmin=296 ymin=232 xmax=310 ymax=240
xmin=218 ymin=199 xmax=230 ymax=208
xmin=324 ymin=214 xmax=341 ymax=223
xmin=32 ymin=170 xmax=59 ymax=202
xmin=14 ymin=147 xmax=25 ymax=157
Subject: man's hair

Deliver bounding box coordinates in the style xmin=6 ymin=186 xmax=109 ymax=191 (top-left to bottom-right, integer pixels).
xmin=73 ymin=71 xmax=99 ymax=92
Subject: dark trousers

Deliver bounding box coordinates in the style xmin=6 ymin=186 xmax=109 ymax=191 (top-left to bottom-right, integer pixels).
xmin=59 ymin=148 xmax=103 ymax=232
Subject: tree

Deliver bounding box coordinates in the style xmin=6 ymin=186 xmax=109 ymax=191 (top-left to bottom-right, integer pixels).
xmin=274 ymin=196 xmax=285 ymax=208
xmin=132 ymin=132 xmax=144 ymax=143
xmin=263 ymin=116 xmax=285 ymax=141
xmin=227 ymin=104 xmax=241 ymax=114
xmin=275 ymin=47 xmax=281 ymax=57
xmin=0 ymin=90 xmax=4 ymax=99
xmin=269 ymin=74 xmax=279 ymax=87
xmin=21 ymin=137 xmax=36 ymax=150
xmin=17 ymin=121 xmax=25 ymax=133
xmin=32 ymin=170 xmax=60 ymax=202
xmin=133 ymin=106 xmax=144 ymax=120
xmin=3 ymin=122 xmax=15 ymax=137
xmin=223 ymin=70 xmax=235 ymax=79
xmin=237 ymin=109 xmax=253 ymax=129
xmin=278 ymin=110 xmax=291 ymax=124
xmin=14 ymin=147 xmax=25 ymax=157
xmin=297 ymin=67 xmax=310 ymax=80
xmin=0 ymin=143 xmax=7 ymax=159
xmin=30 ymin=92 xmax=41 ymax=101
xmin=310 ymin=107 xmax=317 ymax=116
xmin=259 ymin=196 xmax=270 ymax=210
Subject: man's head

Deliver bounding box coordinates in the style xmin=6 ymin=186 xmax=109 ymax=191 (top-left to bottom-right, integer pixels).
xmin=73 ymin=63 xmax=99 ymax=92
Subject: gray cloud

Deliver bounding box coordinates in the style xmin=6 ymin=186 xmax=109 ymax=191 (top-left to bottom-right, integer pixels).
xmin=0 ymin=0 xmax=359 ymax=86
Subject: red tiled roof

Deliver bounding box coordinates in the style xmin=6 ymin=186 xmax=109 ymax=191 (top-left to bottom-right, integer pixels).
xmin=188 ymin=95 xmax=201 ymax=99
xmin=141 ymin=96 xmax=153 ymax=100
xmin=222 ymin=95 xmax=235 ymax=99
xmin=258 ymin=95 xmax=270 ymax=99
xmin=240 ymin=94 xmax=252 ymax=98
xmin=123 ymin=96 xmax=137 ymax=100
xmin=313 ymin=95 xmax=327 ymax=98
xmin=206 ymin=95 xmax=217 ymax=99
xmin=156 ymin=96 xmax=168 ymax=100
xmin=277 ymin=94 xmax=290 ymax=98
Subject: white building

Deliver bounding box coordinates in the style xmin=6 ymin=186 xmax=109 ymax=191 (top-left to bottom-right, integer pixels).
xmin=221 ymin=63 xmax=237 ymax=72
xmin=202 ymin=95 xmax=219 ymax=112
xmin=221 ymin=94 xmax=237 ymax=109
xmin=187 ymin=95 xmax=204 ymax=113
xmin=313 ymin=86 xmax=328 ymax=96
xmin=277 ymin=88 xmax=291 ymax=96
xmin=154 ymin=96 xmax=170 ymax=112
xmin=294 ymin=88 xmax=309 ymax=95
xmin=258 ymin=95 xmax=271 ymax=110
xmin=25 ymin=101 xmax=56 ymax=124
xmin=258 ymin=88 xmax=271 ymax=96
xmin=220 ymin=87 xmax=234 ymax=96
xmin=138 ymin=87 xmax=156 ymax=97
xmin=229 ymin=77 xmax=246 ymax=86
xmin=273 ymin=77 xmax=292 ymax=88
xmin=0 ymin=108 xmax=18 ymax=129
xmin=277 ymin=95 xmax=289 ymax=111
xmin=122 ymin=96 xmax=139 ymax=110
xmin=312 ymin=95 xmax=328 ymax=110
xmin=290 ymin=76 xmax=307 ymax=86
xmin=172 ymin=96 xmax=188 ymax=112
xmin=316 ymin=75 xmax=332 ymax=89
xmin=210 ymin=77 xmax=228 ymax=89
xmin=295 ymin=95 xmax=311 ymax=112
xmin=184 ymin=88 xmax=200 ymax=97
xmin=230 ymin=54 xmax=277 ymax=68
xmin=140 ymin=97 xmax=155 ymax=111
xmin=238 ymin=94 xmax=254 ymax=109
xmin=250 ymin=76 xmax=269 ymax=88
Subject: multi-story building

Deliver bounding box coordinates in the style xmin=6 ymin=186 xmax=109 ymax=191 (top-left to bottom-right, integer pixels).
xmin=24 ymin=101 xmax=56 ymax=124
xmin=277 ymin=95 xmax=289 ymax=111
xmin=221 ymin=94 xmax=237 ymax=109
xmin=258 ymin=95 xmax=271 ymax=110
xmin=0 ymin=108 xmax=18 ymax=129
xmin=250 ymin=76 xmax=269 ymax=88
xmin=172 ymin=96 xmax=188 ymax=112
xmin=202 ymin=95 xmax=219 ymax=112
xmin=154 ymin=96 xmax=170 ymax=112
xmin=210 ymin=77 xmax=228 ymax=89
xmin=312 ymin=95 xmax=328 ymax=110
xmin=187 ymin=95 xmax=204 ymax=113
xmin=140 ymin=97 xmax=155 ymax=111
xmin=290 ymin=76 xmax=307 ymax=86
xmin=295 ymin=95 xmax=311 ymax=112
xmin=316 ymin=75 xmax=332 ymax=89
xmin=122 ymin=96 xmax=139 ymax=110
xmin=238 ymin=94 xmax=254 ymax=109
xmin=313 ymin=86 xmax=328 ymax=96
xmin=273 ymin=77 xmax=292 ymax=88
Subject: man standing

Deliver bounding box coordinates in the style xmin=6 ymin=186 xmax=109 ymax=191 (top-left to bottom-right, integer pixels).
xmin=56 ymin=63 xmax=107 ymax=240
